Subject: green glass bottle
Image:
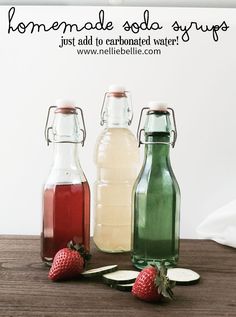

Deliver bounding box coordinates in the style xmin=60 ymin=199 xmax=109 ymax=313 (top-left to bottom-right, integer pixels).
xmin=131 ymin=102 xmax=180 ymax=270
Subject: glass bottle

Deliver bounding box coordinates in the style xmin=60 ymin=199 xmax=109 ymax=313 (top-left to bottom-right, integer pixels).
xmin=131 ymin=102 xmax=180 ymax=269
xmin=93 ymin=85 xmax=139 ymax=253
xmin=41 ymin=100 xmax=90 ymax=264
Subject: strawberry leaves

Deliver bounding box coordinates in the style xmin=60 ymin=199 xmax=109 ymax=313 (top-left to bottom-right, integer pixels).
xmin=67 ymin=241 xmax=91 ymax=262
xmin=154 ymin=262 xmax=175 ymax=300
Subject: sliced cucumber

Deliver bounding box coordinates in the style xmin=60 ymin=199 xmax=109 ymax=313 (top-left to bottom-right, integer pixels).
xmin=82 ymin=265 xmax=118 ymax=277
xmin=167 ymin=268 xmax=200 ymax=285
xmin=116 ymin=283 xmax=134 ymax=292
xmin=103 ymin=270 xmax=139 ymax=286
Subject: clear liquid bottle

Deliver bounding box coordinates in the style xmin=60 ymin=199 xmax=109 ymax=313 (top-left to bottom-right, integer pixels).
xmin=132 ymin=102 xmax=180 ymax=269
xmin=41 ymin=100 xmax=90 ymax=264
xmin=93 ymin=85 xmax=139 ymax=253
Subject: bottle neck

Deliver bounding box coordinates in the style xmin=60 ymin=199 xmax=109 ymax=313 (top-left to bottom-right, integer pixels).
xmin=51 ymin=112 xmax=82 ymax=169
xmin=46 ymin=111 xmax=86 ymax=185
xmin=104 ymin=96 xmax=130 ymax=128
xmin=144 ymin=133 xmax=171 ymax=166
xmin=53 ymin=143 xmax=80 ymax=169
xmin=52 ymin=112 xmax=81 ymax=143
xmin=140 ymin=111 xmax=174 ymax=169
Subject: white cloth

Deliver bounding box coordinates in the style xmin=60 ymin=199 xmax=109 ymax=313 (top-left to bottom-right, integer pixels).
xmin=196 ymin=200 xmax=236 ymax=248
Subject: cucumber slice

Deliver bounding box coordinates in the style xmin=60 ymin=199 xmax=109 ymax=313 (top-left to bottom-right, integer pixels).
xmin=103 ymin=270 xmax=139 ymax=286
xmin=116 ymin=283 xmax=134 ymax=292
xmin=167 ymin=268 xmax=200 ymax=285
xmin=82 ymin=265 xmax=118 ymax=277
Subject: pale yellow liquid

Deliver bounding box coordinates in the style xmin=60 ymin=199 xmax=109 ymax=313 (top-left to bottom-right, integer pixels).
xmin=93 ymin=128 xmax=139 ymax=252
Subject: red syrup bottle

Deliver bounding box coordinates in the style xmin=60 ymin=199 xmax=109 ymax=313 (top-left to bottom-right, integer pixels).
xmin=41 ymin=100 xmax=90 ymax=265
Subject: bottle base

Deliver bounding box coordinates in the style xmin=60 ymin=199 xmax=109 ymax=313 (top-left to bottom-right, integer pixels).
xmin=97 ymin=249 xmax=130 ymax=254
xmin=131 ymin=255 xmax=178 ymax=270
xmin=93 ymin=239 xmax=130 ymax=253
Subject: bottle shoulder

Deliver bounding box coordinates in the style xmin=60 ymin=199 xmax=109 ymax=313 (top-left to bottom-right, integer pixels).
xmin=96 ymin=128 xmax=137 ymax=143
xmin=45 ymin=167 xmax=87 ymax=186
xmin=135 ymin=161 xmax=180 ymax=193
xmin=95 ymin=128 xmax=140 ymax=167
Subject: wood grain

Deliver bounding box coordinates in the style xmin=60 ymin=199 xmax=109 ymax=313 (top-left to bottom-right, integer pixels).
xmin=0 ymin=236 xmax=236 ymax=317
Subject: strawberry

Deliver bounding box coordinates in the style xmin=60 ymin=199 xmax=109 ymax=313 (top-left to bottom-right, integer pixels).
xmin=132 ymin=263 xmax=175 ymax=302
xmin=48 ymin=241 xmax=91 ymax=281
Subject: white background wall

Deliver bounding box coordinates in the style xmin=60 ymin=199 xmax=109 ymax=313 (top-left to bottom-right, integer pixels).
xmin=0 ymin=6 xmax=236 ymax=238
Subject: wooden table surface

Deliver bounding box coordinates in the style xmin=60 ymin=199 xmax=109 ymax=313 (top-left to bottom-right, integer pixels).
xmin=0 ymin=236 xmax=236 ymax=317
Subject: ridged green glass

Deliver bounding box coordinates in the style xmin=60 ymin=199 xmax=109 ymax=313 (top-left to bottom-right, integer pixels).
xmin=131 ymin=110 xmax=180 ymax=270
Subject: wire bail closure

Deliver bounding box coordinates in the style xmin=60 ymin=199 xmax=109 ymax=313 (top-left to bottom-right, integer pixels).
xmin=44 ymin=106 xmax=87 ymax=146
xmin=100 ymin=91 xmax=133 ymax=126
xmin=137 ymin=107 xmax=177 ymax=148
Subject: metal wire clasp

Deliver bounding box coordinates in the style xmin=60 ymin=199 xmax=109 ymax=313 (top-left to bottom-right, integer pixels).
xmin=137 ymin=107 xmax=178 ymax=148
xmin=100 ymin=91 xmax=133 ymax=126
xmin=44 ymin=106 xmax=87 ymax=146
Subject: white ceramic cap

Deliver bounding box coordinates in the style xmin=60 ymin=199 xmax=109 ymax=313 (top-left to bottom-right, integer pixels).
xmin=55 ymin=99 xmax=75 ymax=108
xmin=108 ymin=85 xmax=125 ymax=93
xmin=148 ymin=101 xmax=168 ymax=112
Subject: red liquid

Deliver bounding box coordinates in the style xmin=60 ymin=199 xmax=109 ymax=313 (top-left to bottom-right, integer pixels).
xmin=41 ymin=182 xmax=90 ymax=263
